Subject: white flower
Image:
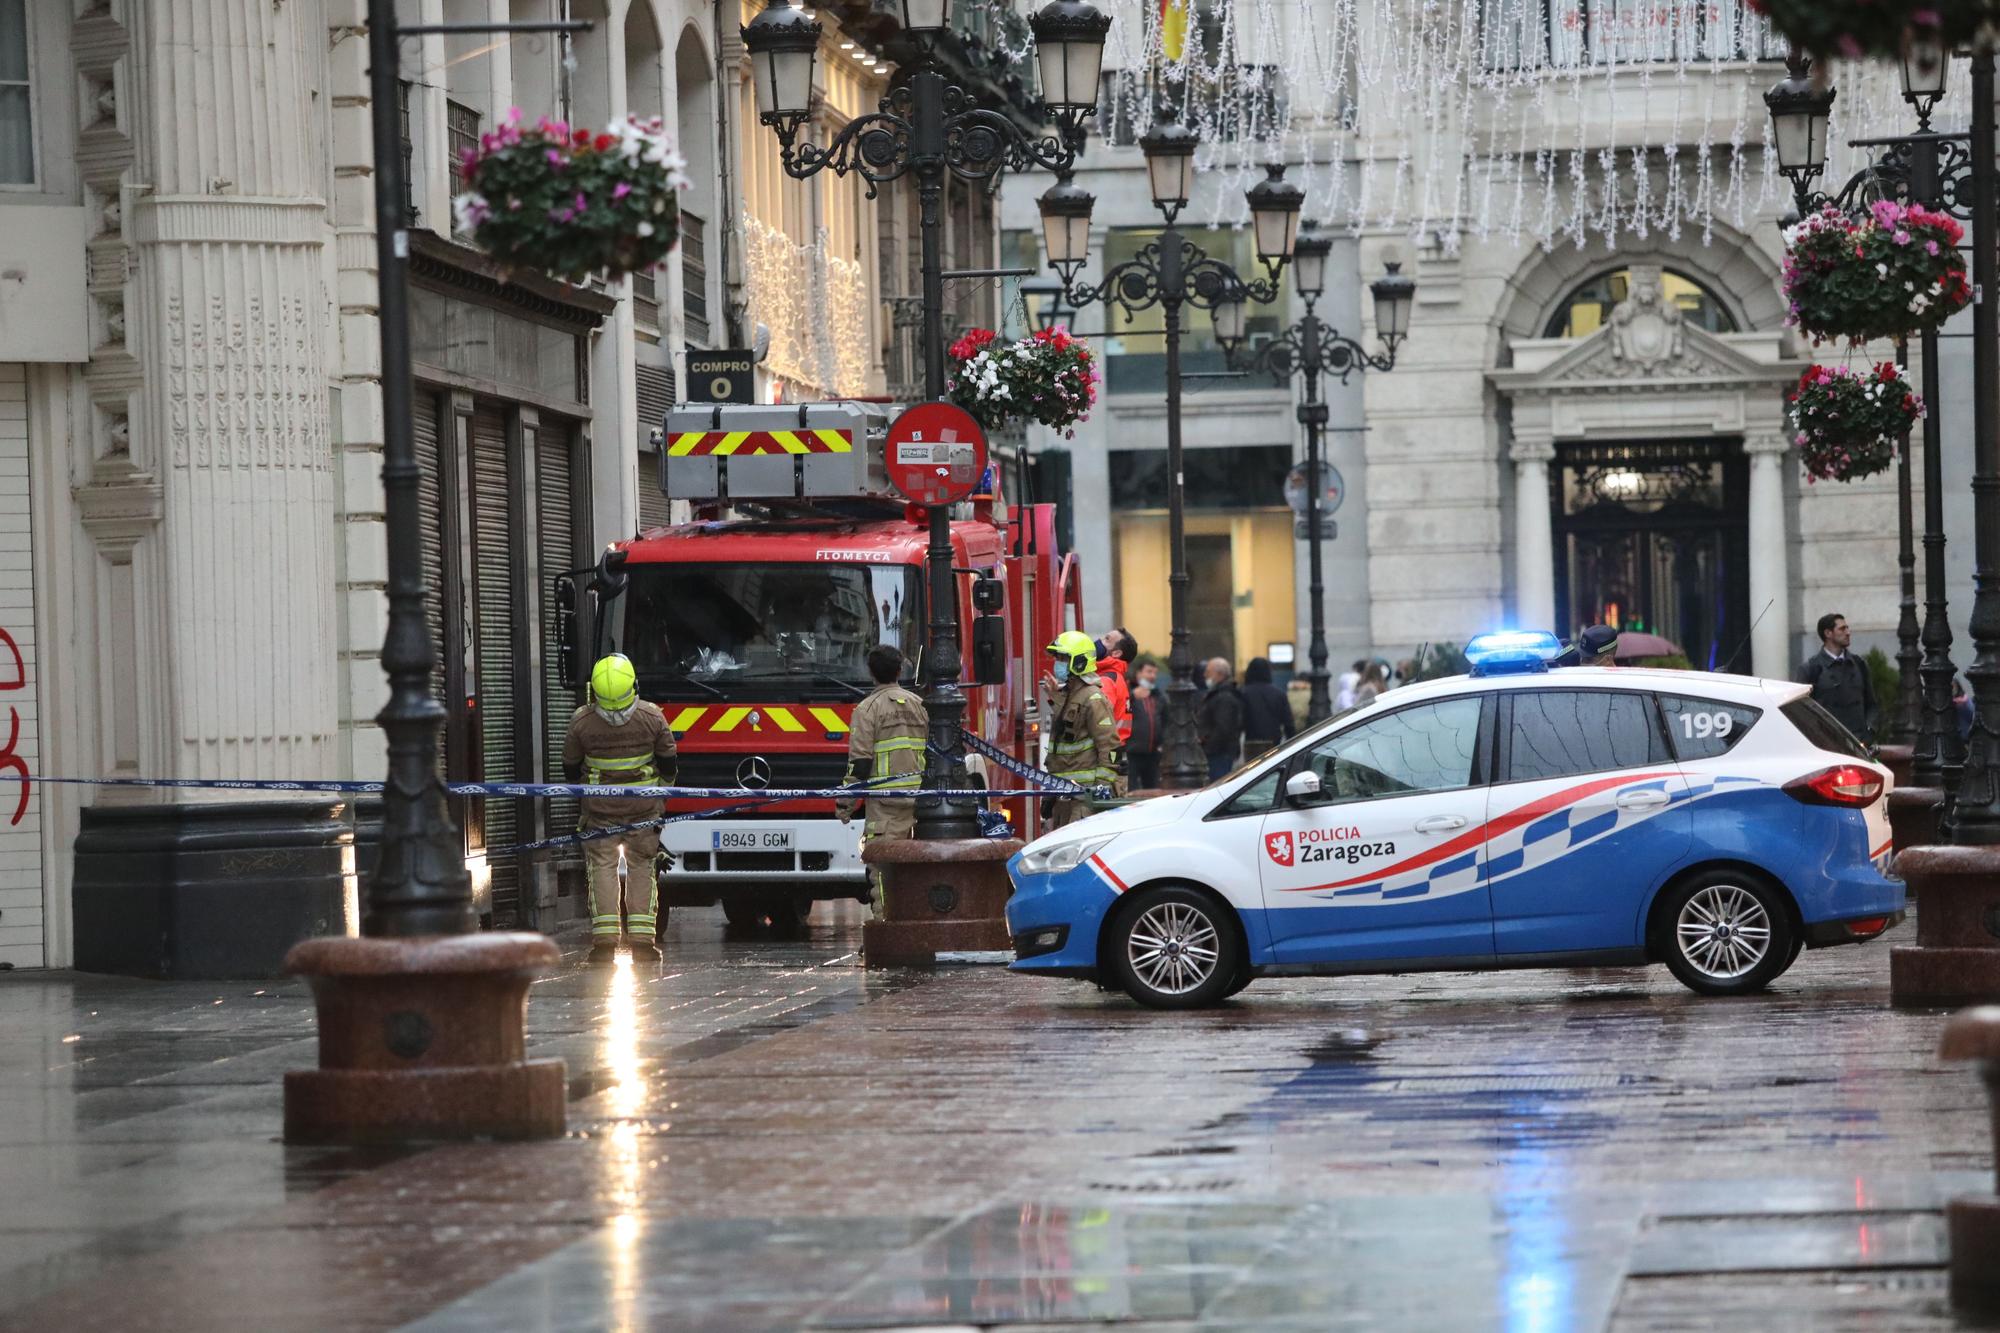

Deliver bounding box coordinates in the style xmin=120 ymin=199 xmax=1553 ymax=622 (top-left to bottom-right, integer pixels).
xmin=451 ymin=192 xmax=490 ymax=232
xmin=1876 ymin=263 xmax=1889 ymax=278
xmin=636 ymin=221 xmax=655 ymax=238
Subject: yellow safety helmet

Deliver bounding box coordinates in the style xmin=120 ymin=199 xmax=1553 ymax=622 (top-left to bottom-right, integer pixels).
xmin=591 ymin=653 xmax=639 ymax=711
xmin=1046 ymin=629 xmax=1096 ymax=676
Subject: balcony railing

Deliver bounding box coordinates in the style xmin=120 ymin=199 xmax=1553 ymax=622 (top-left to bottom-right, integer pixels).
xmin=1099 ymin=66 xmax=1288 ymax=146
xmin=1479 ymin=0 xmax=1784 ymax=70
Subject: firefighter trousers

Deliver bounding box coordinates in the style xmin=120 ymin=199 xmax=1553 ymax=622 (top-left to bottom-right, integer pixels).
xmin=584 ymin=826 xmax=661 ymax=941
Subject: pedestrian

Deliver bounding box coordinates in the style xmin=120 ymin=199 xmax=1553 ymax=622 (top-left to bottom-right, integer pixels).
xmin=1554 ymin=624 xmax=1619 ymax=668
xmin=1797 ymin=612 xmax=1877 ymax=740
xmin=1354 ymin=661 xmax=1389 ymax=705
xmin=835 ymin=644 xmax=926 ymax=916
xmin=563 ymin=653 xmax=679 ymax=965
xmin=1195 ymin=657 xmax=1245 ymax=780
xmin=1336 ymin=659 xmax=1365 ymax=710
xmin=1042 ymin=631 xmax=1119 ymax=828
xmin=1126 ymin=659 xmax=1163 ymax=791
xmin=1095 ymin=627 xmax=1133 ymax=741
xmin=1239 ymin=656 xmax=1294 ymax=760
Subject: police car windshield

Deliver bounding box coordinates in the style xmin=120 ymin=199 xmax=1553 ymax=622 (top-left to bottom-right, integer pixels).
xmin=606 ymin=563 xmax=924 ymax=693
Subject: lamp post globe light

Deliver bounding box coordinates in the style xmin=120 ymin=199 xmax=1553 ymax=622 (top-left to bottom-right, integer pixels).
xmin=1215 ymin=221 xmax=1415 ymax=725
xmin=741 ymin=0 xmax=1109 ymax=841
xmin=1039 ymin=113 xmax=1304 ymax=787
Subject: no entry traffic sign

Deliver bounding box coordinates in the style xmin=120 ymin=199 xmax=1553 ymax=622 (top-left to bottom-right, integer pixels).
xmin=884 ymin=402 xmax=987 ymax=508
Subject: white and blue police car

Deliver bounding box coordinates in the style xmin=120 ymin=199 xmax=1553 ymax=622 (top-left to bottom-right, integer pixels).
xmin=1006 ymin=631 xmax=1905 ymax=1009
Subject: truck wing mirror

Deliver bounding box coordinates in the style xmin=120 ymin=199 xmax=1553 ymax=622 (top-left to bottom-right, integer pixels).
xmin=1285 ymin=769 xmax=1327 ymax=805
xmin=971 ymin=615 xmax=1007 ymax=686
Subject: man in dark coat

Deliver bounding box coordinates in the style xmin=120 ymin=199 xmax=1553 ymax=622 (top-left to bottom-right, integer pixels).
xmin=1239 ymin=657 xmax=1295 ymax=760
xmin=1797 ymin=612 xmax=1877 ymax=740
xmin=1195 ymin=658 xmax=1245 ymax=781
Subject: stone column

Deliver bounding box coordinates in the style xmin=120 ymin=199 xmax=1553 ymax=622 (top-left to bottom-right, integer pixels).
xmin=1510 ymin=436 xmax=1556 ymax=631
xmin=71 ymin=0 xmax=350 ymax=979
xmin=1745 ymin=432 xmax=1792 ymax=679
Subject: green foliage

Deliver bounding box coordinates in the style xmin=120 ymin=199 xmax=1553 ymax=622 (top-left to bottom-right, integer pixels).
xmin=1748 ymin=0 xmax=1995 ymax=64
xmin=455 ymin=114 xmax=688 ymax=285
xmin=1631 ymin=654 xmax=1692 ymax=671
xmin=1864 ymin=646 xmax=1902 ymax=745
xmin=1782 ymin=202 xmax=1969 ymax=346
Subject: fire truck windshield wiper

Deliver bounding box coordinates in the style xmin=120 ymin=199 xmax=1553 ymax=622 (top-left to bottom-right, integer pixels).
xmin=808 ymin=673 xmax=868 ymax=700
xmin=654 ymin=675 xmax=726 ymax=701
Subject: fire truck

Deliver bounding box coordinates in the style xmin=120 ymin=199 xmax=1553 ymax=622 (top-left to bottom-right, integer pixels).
xmin=556 ymin=401 xmax=1084 ymax=931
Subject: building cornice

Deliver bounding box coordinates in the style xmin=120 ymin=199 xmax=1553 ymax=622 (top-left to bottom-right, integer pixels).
xmin=406 ymin=231 xmax=617 ymax=331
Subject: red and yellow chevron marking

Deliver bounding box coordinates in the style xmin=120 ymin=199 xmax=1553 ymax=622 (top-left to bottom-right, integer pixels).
xmin=666 ymin=428 xmax=855 ymax=457
xmin=664 ymin=704 xmax=852 ymax=736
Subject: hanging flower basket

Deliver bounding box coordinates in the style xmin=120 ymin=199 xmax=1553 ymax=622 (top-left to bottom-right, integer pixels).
xmin=1782 ymin=200 xmax=1970 ymax=346
xmin=1746 ymin=1 xmax=1994 ymax=63
xmin=452 ymin=112 xmax=691 ymax=286
xmin=1789 ymin=361 xmax=1922 ymax=484
xmin=947 ymin=325 xmax=1100 ymax=437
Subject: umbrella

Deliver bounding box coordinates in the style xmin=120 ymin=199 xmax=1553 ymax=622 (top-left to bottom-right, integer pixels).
xmin=1611 ymin=631 xmax=1681 ymax=661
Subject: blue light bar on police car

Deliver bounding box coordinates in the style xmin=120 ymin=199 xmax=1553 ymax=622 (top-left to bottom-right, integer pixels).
xmin=1464 ymin=630 xmax=1563 ymax=676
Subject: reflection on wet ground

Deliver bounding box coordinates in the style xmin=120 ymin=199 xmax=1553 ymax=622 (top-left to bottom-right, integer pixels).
xmin=0 ymin=906 xmax=1990 ymax=1331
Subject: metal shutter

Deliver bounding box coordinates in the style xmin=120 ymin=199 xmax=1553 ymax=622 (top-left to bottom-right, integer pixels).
xmin=470 ymin=403 xmax=520 ymax=924
xmin=413 ymin=392 xmax=449 ymax=710
xmin=538 ymin=423 xmax=582 ymax=844
xmin=635 ymin=363 xmax=674 ymax=532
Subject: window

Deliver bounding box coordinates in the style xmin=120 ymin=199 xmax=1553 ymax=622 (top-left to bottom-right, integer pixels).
xmin=1297 ymin=698 xmax=1485 ymax=802
xmin=1503 ymin=690 xmax=1668 ymax=784
xmin=1110 ymin=445 xmax=1292 ymax=512
xmin=1659 ymin=695 xmax=1761 ymax=759
xmin=447 ymin=98 xmax=481 ymax=194
xmin=1 ymin=0 xmax=33 ymax=186
xmin=1781 ymin=699 xmax=1869 ymax=760
xmin=1480 ymin=0 xmax=1782 ymax=71
xmin=1100 ymin=225 xmax=1293 ymax=395
xmin=1214 ymin=767 xmax=1285 ymax=818
xmin=681 ymin=212 xmax=708 ymax=345
xmin=1544 ymin=268 xmax=1737 ymax=338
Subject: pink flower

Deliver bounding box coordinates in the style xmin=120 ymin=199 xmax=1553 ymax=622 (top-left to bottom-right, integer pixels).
xmin=1894 ymin=230 xmax=1911 ymax=245
xmin=1928 ymin=240 xmax=1941 ymax=257
xmin=613 ymin=181 xmax=631 ymax=201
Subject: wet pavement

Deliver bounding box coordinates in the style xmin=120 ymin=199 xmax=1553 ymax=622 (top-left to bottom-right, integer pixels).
xmin=0 ymin=905 xmax=1991 ymax=1331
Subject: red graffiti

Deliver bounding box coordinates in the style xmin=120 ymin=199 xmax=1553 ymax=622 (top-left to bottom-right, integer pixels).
xmin=0 ymin=628 xmax=30 ymax=825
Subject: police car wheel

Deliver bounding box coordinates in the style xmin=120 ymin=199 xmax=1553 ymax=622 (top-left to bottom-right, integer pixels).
xmin=1657 ymin=872 xmax=1796 ymax=996
xmin=1109 ymin=886 xmax=1242 ymax=1010
xmin=1221 ymin=967 xmax=1254 ymax=999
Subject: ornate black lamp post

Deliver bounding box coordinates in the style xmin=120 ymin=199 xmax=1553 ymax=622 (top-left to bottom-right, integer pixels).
xmin=1212 ymin=222 xmax=1413 ymax=725
xmin=1036 ymin=112 xmax=1304 ymax=786
xmin=1766 ymin=42 xmax=1969 ymax=795
xmin=742 ymin=0 xmax=1109 ymax=839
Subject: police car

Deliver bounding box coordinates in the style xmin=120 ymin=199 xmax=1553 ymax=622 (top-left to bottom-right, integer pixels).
xmin=1006 ymin=631 xmax=1905 ymax=1009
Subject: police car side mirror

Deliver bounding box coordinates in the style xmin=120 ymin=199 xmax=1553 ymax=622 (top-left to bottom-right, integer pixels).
xmin=1284 ymin=770 xmax=1327 ymax=805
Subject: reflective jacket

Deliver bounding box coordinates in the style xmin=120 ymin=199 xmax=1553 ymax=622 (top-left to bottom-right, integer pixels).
xmin=562 ymin=701 xmax=678 ymax=824
xmin=838 ymin=683 xmax=928 ymax=819
xmin=1048 ymin=677 xmax=1118 ymax=791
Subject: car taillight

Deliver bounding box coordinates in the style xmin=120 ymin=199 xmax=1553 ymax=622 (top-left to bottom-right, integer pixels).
xmin=1844 ymin=916 xmax=1892 ymax=939
xmin=1784 ymin=764 xmax=1885 ymax=808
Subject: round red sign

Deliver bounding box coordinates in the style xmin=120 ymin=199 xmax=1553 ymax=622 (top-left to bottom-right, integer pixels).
xmin=884 ymin=402 xmax=988 ymax=508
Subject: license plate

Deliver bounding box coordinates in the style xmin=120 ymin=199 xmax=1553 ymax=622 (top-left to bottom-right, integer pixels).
xmin=712 ymin=829 xmax=793 ymax=852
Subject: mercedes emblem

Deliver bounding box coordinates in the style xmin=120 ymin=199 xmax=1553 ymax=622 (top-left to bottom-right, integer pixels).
xmin=736 ymin=755 xmax=773 ymax=790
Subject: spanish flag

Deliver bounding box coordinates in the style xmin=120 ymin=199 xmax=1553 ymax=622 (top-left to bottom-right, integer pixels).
xmin=1160 ymin=0 xmax=1187 ymax=60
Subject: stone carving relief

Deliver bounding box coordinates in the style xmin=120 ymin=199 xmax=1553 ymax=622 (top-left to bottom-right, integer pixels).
xmin=1608 ymin=265 xmax=1683 ymax=371
xmin=163 ymin=286 xmax=332 ymax=472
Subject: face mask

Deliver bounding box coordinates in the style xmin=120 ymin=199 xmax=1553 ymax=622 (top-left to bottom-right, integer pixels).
xmin=1093 ymin=639 xmax=1110 ymax=661
xmin=1053 ymin=660 xmax=1070 ymax=683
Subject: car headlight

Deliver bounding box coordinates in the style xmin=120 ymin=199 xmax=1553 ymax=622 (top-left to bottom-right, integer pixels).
xmin=1018 ymin=834 xmax=1116 ymax=876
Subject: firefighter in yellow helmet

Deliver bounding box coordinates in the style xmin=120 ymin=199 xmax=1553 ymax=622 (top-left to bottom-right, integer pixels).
xmin=1042 ymin=630 xmax=1120 ymax=829
xmin=835 ymin=643 xmax=927 ymax=915
xmin=562 ymin=653 xmax=677 ymax=964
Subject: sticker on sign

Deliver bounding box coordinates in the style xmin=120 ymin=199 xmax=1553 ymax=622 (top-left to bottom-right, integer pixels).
xmin=884 ymin=402 xmax=988 ymax=508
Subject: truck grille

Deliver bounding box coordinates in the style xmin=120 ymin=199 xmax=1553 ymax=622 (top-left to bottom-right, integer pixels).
xmin=674 ymin=752 xmax=854 ymax=792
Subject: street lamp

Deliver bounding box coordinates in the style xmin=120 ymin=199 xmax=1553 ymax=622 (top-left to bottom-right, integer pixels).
xmin=1765 ymin=47 xmax=1835 ymax=198
xmin=742 ymin=0 xmax=1109 ymax=840
xmin=1216 ymin=223 xmax=1416 ymax=724
xmin=1039 ymin=126 xmax=1302 ymax=786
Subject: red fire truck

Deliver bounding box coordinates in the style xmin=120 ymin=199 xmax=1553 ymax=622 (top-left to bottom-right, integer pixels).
xmin=559 ymin=401 xmax=1084 ymax=931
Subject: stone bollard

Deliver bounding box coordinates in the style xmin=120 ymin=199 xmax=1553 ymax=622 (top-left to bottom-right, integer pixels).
xmin=1887 ymin=786 xmax=1944 ymax=855
xmin=1892 ymin=845 xmax=2000 ymax=1007
xmin=1940 ymin=1007 xmax=2000 ymax=1315
xmin=282 ymin=933 xmax=567 ymax=1143
xmin=863 ymin=838 xmax=1023 ymax=967
xmin=1877 ymin=744 xmax=1916 ymax=790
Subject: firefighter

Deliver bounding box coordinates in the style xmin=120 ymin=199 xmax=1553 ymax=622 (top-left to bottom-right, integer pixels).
xmin=836 ymin=644 xmax=927 ymax=915
xmin=1041 ymin=630 xmax=1120 ymax=829
xmin=563 ymin=653 xmax=678 ymax=965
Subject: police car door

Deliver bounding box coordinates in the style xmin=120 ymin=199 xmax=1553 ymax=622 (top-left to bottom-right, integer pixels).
xmin=1256 ymin=695 xmax=1496 ymax=964
xmin=1486 ymin=687 xmax=1691 ymax=956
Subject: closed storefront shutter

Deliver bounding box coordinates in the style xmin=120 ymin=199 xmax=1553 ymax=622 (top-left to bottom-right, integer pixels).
xmin=538 ymin=423 xmax=582 ymax=844
xmin=635 ymin=363 xmax=674 ymax=532
xmin=0 ymin=365 xmax=44 ymax=969
xmin=469 ymin=402 xmax=520 ymax=924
